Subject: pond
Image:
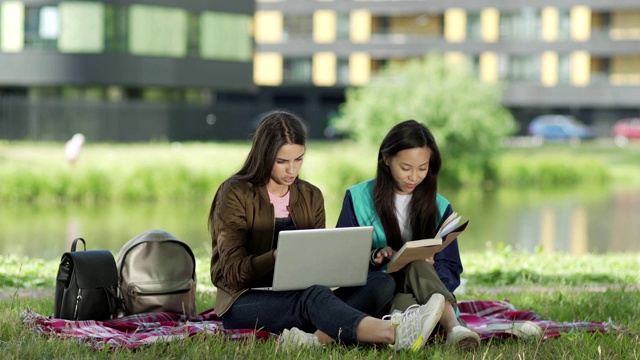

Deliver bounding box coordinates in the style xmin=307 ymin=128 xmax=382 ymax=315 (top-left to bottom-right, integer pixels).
xmin=1 ymin=185 xmax=638 ymax=261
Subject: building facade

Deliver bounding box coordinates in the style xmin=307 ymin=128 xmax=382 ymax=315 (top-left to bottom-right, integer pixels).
xmin=254 ymin=0 xmax=640 ymax=136
xmin=2 ymin=0 xmax=639 ymax=141
xmin=0 ymin=0 xmax=255 ymax=141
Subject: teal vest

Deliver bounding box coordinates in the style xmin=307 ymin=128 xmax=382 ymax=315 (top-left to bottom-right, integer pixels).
xmin=348 ymin=179 xmax=450 ymax=248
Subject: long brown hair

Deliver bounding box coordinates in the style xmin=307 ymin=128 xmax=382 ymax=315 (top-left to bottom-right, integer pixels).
xmin=374 ymin=120 xmax=442 ymax=250
xmin=233 ymin=110 xmax=307 ymax=186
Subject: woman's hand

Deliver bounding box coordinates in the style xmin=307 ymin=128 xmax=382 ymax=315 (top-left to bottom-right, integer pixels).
xmin=374 ymin=246 xmax=396 ymax=265
xmin=424 ymin=256 xmax=434 ymax=265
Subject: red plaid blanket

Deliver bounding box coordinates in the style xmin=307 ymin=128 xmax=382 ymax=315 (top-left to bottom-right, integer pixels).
xmin=21 ymin=299 xmax=620 ymax=350
xmin=457 ymin=299 xmax=620 ymax=340
xmin=20 ymin=308 xmax=270 ymax=350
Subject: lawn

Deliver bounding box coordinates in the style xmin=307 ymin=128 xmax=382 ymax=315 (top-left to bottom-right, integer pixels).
xmin=1 ymin=250 xmax=639 ymax=359
xmin=1 ymin=140 xmax=639 ymax=358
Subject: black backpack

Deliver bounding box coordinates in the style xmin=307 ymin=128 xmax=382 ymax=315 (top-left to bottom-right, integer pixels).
xmin=54 ymin=238 xmax=119 ymax=321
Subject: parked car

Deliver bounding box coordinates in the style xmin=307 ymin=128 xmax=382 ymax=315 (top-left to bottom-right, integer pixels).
xmin=527 ymin=115 xmax=594 ymax=141
xmin=612 ymin=118 xmax=640 ymax=140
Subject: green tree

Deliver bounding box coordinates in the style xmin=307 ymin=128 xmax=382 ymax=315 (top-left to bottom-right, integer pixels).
xmin=331 ymin=55 xmax=516 ymax=186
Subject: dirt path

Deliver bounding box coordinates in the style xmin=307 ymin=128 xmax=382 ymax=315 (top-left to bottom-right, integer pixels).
xmin=0 ymin=288 xmax=54 ymax=300
xmin=462 ymin=284 xmax=640 ymax=296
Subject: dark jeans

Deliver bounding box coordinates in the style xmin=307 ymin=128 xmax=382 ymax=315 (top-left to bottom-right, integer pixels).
xmin=222 ymin=271 xmax=394 ymax=344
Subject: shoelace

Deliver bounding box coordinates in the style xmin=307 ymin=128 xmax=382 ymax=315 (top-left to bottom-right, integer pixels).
xmin=383 ymin=304 xmax=422 ymax=325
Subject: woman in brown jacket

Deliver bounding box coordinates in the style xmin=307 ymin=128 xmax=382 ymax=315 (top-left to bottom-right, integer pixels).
xmin=208 ymin=110 xmax=446 ymax=351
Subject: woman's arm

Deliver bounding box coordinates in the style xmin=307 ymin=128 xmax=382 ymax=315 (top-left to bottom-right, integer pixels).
xmin=336 ymin=190 xmax=359 ymax=228
xmin=212 ymin=183 xmax=275 ymax=291
xmin=336 ymin=191 xmax=388 ymax=269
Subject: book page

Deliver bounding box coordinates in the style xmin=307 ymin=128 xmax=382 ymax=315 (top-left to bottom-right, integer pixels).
xmin=436 ymin=215 xmax=461 ymax=239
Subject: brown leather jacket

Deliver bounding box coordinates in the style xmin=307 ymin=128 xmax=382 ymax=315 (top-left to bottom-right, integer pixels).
xmin=209 ymin=177 xmax=326 ymax=315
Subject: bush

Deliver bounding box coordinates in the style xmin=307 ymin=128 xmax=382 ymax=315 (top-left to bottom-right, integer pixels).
xmin=331 ymin=54 xmax=516 ymax=186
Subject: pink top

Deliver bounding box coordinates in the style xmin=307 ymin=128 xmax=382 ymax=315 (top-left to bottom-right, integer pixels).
xmin=268 ymin=190 xmax=290 ymax=218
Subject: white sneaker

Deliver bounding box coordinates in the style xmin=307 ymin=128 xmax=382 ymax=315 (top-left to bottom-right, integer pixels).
xmin=385 ymin=293 xmax=445 ymax=352
xmin=485 ymin=321 xmax=544 ymax=340
xmin=446 ymin=325 xmax=481 ymax=350
xmin=278 ymin=327 xmax=322 ymax=349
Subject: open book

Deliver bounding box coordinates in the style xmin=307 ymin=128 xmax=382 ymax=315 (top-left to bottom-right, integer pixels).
xmin=386 ymin=212 xmax=469 ymax=273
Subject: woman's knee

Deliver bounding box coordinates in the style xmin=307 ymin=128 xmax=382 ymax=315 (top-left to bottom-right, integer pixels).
xmin=368 ymin=271 xmax=395 ymax=291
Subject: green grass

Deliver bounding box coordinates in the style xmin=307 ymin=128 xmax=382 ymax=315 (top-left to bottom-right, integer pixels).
xmin=2 ymin=250 xmax=639 ymax=359
xmin=2 ymin=140 xmax=636 ymax=203
xmin=2 ymin=141 xmax=639 ymax=358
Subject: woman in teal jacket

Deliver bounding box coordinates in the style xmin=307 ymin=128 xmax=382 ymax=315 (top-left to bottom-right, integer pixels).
xmin=337 ymin=120 xmax=481 ymax=350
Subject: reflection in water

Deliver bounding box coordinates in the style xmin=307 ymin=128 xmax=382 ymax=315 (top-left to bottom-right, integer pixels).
xmin=0 ymin=187 xmax=638 ymax=260
xmin=66 ymin=216 xmax=81 ymax=250
xmin=570 ymin=208 xmax=587 ymax=256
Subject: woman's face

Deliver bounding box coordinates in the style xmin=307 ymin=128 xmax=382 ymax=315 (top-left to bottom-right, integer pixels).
xmin=269 ymin=143 xmax=305 ymax=189
xmin=384 ymin=146 xmax=431 ymax=195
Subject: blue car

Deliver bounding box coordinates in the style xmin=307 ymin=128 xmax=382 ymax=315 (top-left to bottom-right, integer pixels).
xmin=528 ymin=115 xmax=594 ymax=141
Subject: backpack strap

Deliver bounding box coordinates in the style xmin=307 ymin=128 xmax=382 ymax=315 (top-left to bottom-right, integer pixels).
xmin=70 ymin=238 xmax=86 ymax=252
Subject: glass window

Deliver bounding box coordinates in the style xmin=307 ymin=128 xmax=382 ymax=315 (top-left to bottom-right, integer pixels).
xmin=336 ymin=13 xmax=350 ymax=40
xmin=105 ymin=5 xmax=128 ymax=52
xmin=129 ymin=5 xmax=188 ymax=58
xmin=200 ymin=12 xmax=252 ymax=61
xmin=558 ymin=53 xmax=571 ymax=84
xmin=507 ymin=55 xmax=540 ymax=81
xmin=187 ymin=12 xmax=199 ymax=57
xmin=58 ymin=2 xmax=105 ymax=53
xmin=25 ymin=5 xmax=59 ymax=49
xmin=500 ymin=8 xmax=541 ymax=40
xmin=283 ymin=57 xmax=312 ymax=84
xmin=558 ymin=10 xmax=571 ymax=40
xmin=336 ymin=58 xmax=349 ymax=85
xmin=283 ymin=14 xmax=313 ymax=40
xmin=466 ymin=13 xmax=482 ymax=40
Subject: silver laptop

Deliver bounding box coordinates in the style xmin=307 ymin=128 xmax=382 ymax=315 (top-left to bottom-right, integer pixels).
xmin=252 ymin=226 xmax=374 ymax=291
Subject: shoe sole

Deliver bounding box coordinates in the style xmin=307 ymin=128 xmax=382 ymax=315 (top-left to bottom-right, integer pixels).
xmin=410 ymin=293 xmax=445 ymax=352
xmin=453 ymin=331 xmax=481 ymax=350
xmin=485 ymin=321 xmax=543 ymax=340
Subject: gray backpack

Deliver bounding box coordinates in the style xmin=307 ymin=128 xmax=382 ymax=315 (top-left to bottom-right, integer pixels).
xmin=116 ymin=229 xmax=197 ymax=316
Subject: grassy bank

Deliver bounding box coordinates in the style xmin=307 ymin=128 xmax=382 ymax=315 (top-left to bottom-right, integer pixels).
xmin=1 ymin=140 xmax=634 ymax=204
xmin=3 ymin=249 xmax=639 ymax=292
xmin=2 ymin=250 xmax=639 ymax=359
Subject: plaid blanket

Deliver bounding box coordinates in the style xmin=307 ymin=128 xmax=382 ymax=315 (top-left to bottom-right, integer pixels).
xmin=21 ymin=299 xmax=620 ymax=350
xmin=20 ymin=308 xmax=270 ymax=350
xmin=457 ymin=299 xmax=620 ymax=340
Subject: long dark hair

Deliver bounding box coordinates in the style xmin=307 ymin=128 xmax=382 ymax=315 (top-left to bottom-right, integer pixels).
xmin=233 ymin=110 xmax=307 ymax=186
xmin=374 ymin=120 xmax=442 ymax=250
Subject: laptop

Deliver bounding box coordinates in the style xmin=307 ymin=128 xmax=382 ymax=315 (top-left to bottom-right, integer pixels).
xmin=252 ymin=226 xmax=374 ymax=291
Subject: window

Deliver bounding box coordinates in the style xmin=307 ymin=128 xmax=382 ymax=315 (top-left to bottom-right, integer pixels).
xmin=506 ymin=55 xmax=540 ymax=82
xmin=25 ymin=5 xmax=59 ymax=49
xmin=336 ymin=58 xmax=349 ymax=85
xmin=500 ymin=8 xmax=541 ymax=40
xmin=558 ymin=10 xmax=571 ymax=40
xmin=466 ymin=13 xmax=482 ymax=40
xmin=187 ymin=12 xmax=199 ymax=57
xmin=200 ymin=12 xmax=252 ymax=61
xmin=105 ymin=5 xmax=128 ymax=52
xmin=336 ymin=13 xmax=350 ymax=40
xmin=128 ymin=5 xmax=188 ymax=58
xmin=283 ymin=57 xmax=312 ymax=84
xmin=283 ymin=15 xmax=313 ymax=40
xmin=558 ymin=53 xmax=571 ymax=84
